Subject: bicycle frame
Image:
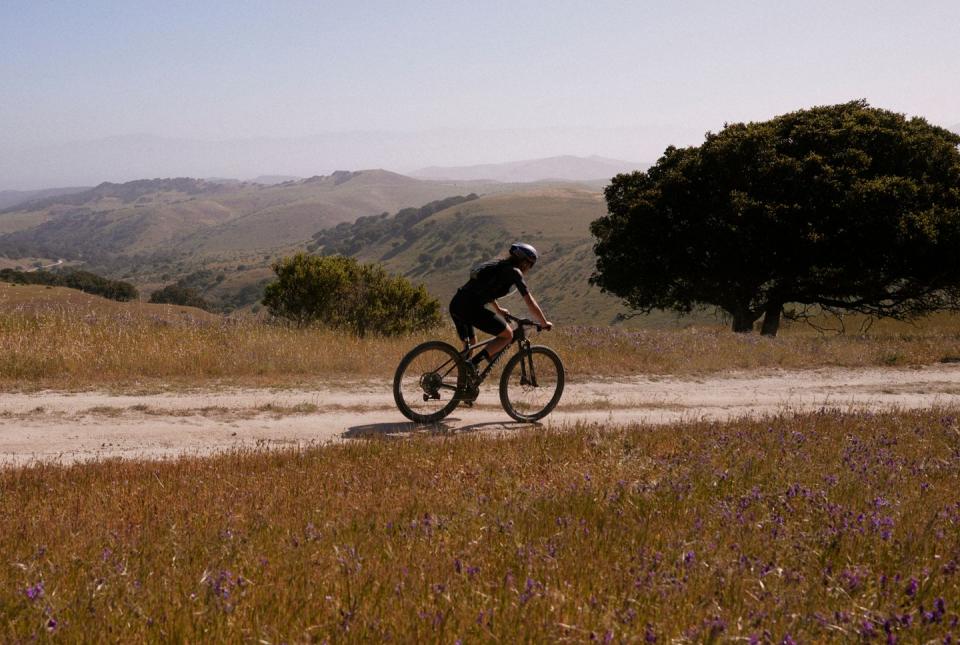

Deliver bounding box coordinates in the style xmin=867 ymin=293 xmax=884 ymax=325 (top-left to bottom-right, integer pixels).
xmin=461 ymin=316 xmax=539 ymax=387
xmin=425 ymin=316 xmax=542 ymax=398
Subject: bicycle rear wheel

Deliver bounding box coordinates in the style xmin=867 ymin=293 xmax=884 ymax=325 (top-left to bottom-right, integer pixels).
xmin=499 ymin=345 xmax=564 ymax=422
xmin=393 ymin=341 xmax=467 ymax=423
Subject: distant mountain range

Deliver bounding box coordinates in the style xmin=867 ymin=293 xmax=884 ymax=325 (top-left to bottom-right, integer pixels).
xmin=0 ymin=126 xmax=698 ymax=191
xmin=412 ymin=155 xmax=647 ymax=183
xmin=0 ymin=186 xmax=91 ymax=211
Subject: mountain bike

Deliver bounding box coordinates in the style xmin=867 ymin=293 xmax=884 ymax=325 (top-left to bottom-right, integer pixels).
xmin=393 ymin=313 xmax=565 ymax=423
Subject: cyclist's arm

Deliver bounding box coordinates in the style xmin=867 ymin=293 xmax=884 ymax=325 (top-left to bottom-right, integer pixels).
xmin=522 ymin=292 xmax=552 ymax=330
xmin=491 ymin=299 xmax=509 ymax=316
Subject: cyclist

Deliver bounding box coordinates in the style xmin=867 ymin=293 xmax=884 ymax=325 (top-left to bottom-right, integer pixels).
xmin=449 ymin=242 xmax=553 ymax=388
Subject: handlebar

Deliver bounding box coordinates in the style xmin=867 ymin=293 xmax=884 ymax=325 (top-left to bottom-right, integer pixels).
xmin=503 ymin=312 xmax=544 ymax=331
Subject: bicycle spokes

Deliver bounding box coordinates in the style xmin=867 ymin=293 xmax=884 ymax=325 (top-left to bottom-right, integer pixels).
xmin=394 ymin=343 xmax=464 ymax=421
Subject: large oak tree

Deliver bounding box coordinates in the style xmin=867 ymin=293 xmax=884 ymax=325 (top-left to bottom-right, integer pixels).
xmin=590 ymin=101 xmax=960 ymax=335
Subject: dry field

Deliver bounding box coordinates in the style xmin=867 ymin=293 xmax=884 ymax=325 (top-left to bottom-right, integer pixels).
xmin=2 ymin=410 xmax=959 ymax=641
xmin=3 ymin=297 xmax=960 ymax=640
xmin=2 ymin=297 xmax=960 ymax=391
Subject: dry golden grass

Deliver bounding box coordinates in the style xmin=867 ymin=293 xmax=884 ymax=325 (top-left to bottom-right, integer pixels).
xmin=2 ymin=304 xmax=960 ymax=391
xmin=0 ymin=305 xmax=420 ymax=390
xmin=2 ymin=410 xmax=959 ymax=641
xmin=0 ymin=283 xmax=220 ymax=319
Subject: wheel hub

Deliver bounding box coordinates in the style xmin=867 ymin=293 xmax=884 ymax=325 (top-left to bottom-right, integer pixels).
xmin=420 ymin=371 xmax=443 ymax=398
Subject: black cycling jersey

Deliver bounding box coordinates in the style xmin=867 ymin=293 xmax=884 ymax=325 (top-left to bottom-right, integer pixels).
xmin=458 ymin=259 xmax=529 ymax=303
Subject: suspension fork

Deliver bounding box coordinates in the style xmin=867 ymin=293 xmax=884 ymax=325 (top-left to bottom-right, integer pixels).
xmin=518 ymin=339 xmax=537 ymax=386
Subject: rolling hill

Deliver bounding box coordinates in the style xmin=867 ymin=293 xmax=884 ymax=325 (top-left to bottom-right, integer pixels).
xmin=0 ymin=282 xmax=217 ymax=322
xmin=0 ymin=169 xmax=685 ymax=325
xmin=0 ymin=186 xmax=91 ymax=211
xmin=302 ymin=186 xmax=694 ymax=326
xmin=0 ymin=170 xmax=504 ymax=262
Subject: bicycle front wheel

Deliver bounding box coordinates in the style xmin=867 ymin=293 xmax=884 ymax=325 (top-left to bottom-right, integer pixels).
xmin=393 ymin=341 xmax=467 ymax=423
xmin=499 ymin=345 xmax=565 ymax=422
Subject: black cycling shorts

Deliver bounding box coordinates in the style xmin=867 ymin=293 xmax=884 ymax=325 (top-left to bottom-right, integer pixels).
xmin=449 ymin=289 xmax=507 ymax=341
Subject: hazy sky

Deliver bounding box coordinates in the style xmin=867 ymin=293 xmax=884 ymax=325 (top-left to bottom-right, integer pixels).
xmin=2 ymin=0 xmax=959 ymax=188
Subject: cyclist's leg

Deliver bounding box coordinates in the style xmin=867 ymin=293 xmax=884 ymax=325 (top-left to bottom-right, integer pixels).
xmin=470 ymin=307 xmax=512 ymax=360
xmin=450 ymin=294 xmax=477 ymax=350
xmin=484 ymin=327 xmax=513 ymax=358
xmin=452 ymin=315 xmax=475 ymax=348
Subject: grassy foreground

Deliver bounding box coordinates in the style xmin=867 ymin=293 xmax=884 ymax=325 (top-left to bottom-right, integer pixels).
xmin=3 ymin=307 xmax=960 ymax=390
xmin=2 ymin=410 xmax=959 ymax=641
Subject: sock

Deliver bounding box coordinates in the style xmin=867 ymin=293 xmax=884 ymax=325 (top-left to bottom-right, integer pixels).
xmin=470 ymin=350 xmax=489 ymax=366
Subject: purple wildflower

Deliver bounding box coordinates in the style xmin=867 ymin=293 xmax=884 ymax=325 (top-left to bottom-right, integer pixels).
xmin=906 ymin=578 xmax=919 ymax=597
xmin=24 ymin=582 xmax=44 ymax=601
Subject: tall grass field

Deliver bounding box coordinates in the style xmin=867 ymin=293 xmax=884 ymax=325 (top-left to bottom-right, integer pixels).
xmin=2 ymin=410 xmax=959 ymax=641
xmin=2 ymin=306 xmax=960 ymax=390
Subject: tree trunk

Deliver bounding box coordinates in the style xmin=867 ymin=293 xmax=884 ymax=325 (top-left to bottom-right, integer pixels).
xmin=730 ymin=307 xmax=756 ymax=333
xmin=760 ymin=304 xmax=782 ymax=337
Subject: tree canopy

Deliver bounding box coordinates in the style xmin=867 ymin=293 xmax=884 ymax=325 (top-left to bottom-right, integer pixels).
xmin=262 ymin=253 xmax=441 ymax=336
xmin=590 ymin=101 xmax=960 ymax=335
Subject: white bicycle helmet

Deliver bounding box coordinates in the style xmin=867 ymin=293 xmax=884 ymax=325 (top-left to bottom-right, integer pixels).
xmin=509 ymin=242 xmax=538 ymax=265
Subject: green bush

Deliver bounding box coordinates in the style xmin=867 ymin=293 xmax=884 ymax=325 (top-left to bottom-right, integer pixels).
xmin=262 ymin=253 xmax=441 ymax=336
xmin=148 ymin=284 xmax=212 ymax=310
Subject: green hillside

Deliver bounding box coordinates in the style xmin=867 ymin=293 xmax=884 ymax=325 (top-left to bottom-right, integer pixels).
xmin=0 ymin=171 xmax=498 ymax=263
xmin=306 ymin=186 xmax=696 ymax=326
xmin=0 ymin=173 xmax=709 ymax=325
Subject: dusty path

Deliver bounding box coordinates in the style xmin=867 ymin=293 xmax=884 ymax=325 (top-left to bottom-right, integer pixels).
xmin=3 ymin=365 xmax=960 ymax=465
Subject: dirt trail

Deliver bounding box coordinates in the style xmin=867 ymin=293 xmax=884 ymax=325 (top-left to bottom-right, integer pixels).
xmin=2 ymin=365 xmax=960 ymax=466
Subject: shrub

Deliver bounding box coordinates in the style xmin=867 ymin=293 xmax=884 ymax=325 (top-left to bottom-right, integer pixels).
xmin=148 ymin=284 xmax=212 ymax=310
xmin=262 ymin=253 xmax=441 ymax=336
